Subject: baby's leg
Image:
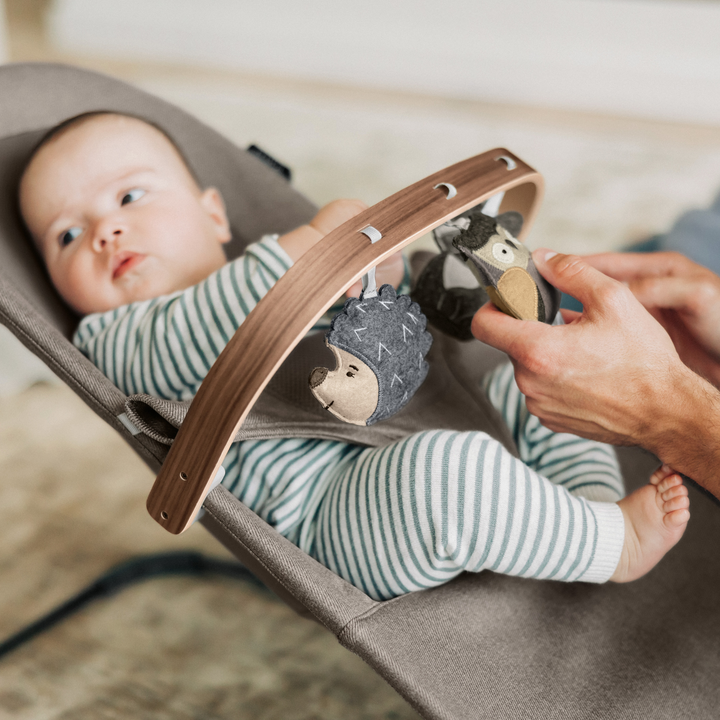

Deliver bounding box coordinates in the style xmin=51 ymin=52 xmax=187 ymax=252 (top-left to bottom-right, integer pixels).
xmin=484 ymin=362 xmax=625 ymax=502
xmin=308 ymin=430 xmax=630 ymax=601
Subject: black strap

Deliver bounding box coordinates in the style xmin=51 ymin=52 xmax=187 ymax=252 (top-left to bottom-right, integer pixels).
xmin=246 ymin=144 xmax=292 ymax=181
xmin=0 ymin=551 xmax=269 ymax=660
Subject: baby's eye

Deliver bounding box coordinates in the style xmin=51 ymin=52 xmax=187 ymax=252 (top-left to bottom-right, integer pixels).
xmin=492 ymin=242 xmax=515 ymax=264
xmin=59 ymin=226 xmax=82 ymax=247
xmin=121 ymin=188 xmax=146 ymax=206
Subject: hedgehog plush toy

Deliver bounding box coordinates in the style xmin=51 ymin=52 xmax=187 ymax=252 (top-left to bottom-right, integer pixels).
xmin=309 ymin=285 xmax=433 ymax=426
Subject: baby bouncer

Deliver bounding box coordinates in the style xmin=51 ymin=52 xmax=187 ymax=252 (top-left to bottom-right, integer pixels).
xmin=1 ymin=63 xmax=719 ymax=719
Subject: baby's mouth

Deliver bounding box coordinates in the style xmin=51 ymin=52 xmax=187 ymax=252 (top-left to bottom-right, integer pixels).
xmin=112 ymin=252 xmax=146 ymax=280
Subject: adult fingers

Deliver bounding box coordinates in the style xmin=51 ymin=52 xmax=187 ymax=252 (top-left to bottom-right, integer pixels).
xmin=627 ymin=275 xmax=704 ymax=314
xmin=532 ymin=249 xmax=628 ymax=314
xmin=471 ymin=301 xmax=549 ymax=359
xmin=559 ymin=308 xmax=582 ymax=324
xmin=583 ymin=251 xmax=694 ymax=282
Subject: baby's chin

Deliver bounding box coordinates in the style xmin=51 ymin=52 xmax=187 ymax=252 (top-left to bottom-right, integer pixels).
xmin=75 ymin=275 xmax=175 ymax=315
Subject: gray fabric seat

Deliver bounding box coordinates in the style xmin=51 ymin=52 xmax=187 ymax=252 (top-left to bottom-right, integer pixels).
xmin=1 ymin=63 xmax=719 ymax=719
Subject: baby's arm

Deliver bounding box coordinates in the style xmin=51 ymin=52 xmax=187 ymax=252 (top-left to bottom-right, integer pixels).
xmin=74 ymin=236 xmax=293 ymax=400
xmin=483 ymin=362 xmax=625 ymax=502
xmin=74 ymin=199 xmax=403 ymax=402
xmin=278 ymin=199 xmax=405 ymax=296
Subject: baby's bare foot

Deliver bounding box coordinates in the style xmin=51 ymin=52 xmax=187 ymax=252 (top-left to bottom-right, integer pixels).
xmin=610 ymin=466 xmax=690 ymax=583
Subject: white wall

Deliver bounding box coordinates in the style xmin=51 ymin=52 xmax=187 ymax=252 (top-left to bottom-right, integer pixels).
xmin=49 ymin=0 xmax=720 ymax=125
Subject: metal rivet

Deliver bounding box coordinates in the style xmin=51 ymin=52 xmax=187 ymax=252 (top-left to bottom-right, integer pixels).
xmin=179 ymin=472 xmax=188 ymax=481
xmin=161 ymin=511 xmax=169 ymax=520
xmin=433 ymin=182 xmax=457 ymax=199
xmin=495 ymin=155 xmax=517 ymax=170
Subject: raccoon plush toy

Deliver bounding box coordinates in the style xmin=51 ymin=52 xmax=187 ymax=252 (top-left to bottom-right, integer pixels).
xmin=412 ymin=208 xmax=560 ymax=339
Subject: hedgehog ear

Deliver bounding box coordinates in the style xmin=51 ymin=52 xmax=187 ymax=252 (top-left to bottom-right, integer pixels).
xmin=496 ymin=211 xmax=524 ymax=238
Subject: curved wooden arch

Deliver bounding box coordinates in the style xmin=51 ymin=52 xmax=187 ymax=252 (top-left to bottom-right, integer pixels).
xmin=147 ymin=148 xmax=544 ymax=533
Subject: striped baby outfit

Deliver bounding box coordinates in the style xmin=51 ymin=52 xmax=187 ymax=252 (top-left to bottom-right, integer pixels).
xmin=75 ymin=235 xmax=626 ymax=600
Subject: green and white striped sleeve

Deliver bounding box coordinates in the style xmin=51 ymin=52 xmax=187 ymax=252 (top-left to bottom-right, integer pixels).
xmin=73 ymin=235 xmax=294 ymax=401
xmin=483 ymin=362 xmax=625 ymax=502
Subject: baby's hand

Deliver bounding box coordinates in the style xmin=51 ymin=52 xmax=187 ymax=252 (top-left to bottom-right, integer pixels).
xmin=345 ymin=251 xmax=405 ymax=298
xmin=277 ymin=198 xmax=366 ymax=261
xmin=311 ymin=200 xmax=405 ymax=297
xmin=310 ymin=198 xmax=368 ymax=237
xmin=277 ymin=199 xmax=405 ymax=295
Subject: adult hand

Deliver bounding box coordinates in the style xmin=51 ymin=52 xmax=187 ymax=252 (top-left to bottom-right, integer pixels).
xmin=583 ymin=252 xmax=720 ymax=388
xmin=471 ymin=250 xmax=691 ymax=449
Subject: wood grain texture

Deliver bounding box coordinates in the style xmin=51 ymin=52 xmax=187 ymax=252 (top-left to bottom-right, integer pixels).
xmin=147 ymin=148 xmax=544 ymax=533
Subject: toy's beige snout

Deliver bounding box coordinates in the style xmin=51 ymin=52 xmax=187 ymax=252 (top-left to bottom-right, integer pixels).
xmin=309 ymin=345 xmax=379 ymax=426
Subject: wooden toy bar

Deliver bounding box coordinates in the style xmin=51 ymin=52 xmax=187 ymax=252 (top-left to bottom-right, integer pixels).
xmin=147 ymin=148 xmax=544 ymax=533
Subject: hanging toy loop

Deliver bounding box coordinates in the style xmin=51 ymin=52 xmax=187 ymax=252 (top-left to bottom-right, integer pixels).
xmin=362 ymin=266 xmax=378 ymax=299
xmin=359 ymin=225 xmax=383 ymax=299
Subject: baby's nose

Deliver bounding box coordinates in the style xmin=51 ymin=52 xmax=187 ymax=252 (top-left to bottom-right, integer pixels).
xmin=309 ymin=366 xmax=328 ymax=388
xmin=93 ymin=227 xmax=122 ymax=251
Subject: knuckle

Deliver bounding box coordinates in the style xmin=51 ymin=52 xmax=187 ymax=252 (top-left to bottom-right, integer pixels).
xmin=553 ymin=253 xmax=585 ymax=277
xmin=330 ymin=198 xmax=368 ymax=220
xmin=696 ymin=279 xmax=720 ymax=306
xmin=517 ymin=344 xmax=553 ymax=379
xmin=659 ymin=250 xmax=685 ymax=265
xmin=598 ymin=281 xmax=631 ymax=312
xmin=344 ymin=198 xmax=369 ymax=214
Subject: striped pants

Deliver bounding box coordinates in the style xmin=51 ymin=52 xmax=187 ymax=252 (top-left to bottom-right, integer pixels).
xmin=304 ymin=430 xmax=625 ymax=601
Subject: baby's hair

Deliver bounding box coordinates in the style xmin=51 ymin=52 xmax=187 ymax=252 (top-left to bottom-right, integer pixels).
xmin=327 ymin=284 xmax=433 ymax=425
xmin=24 ymin=111 xmax=202 ymax=189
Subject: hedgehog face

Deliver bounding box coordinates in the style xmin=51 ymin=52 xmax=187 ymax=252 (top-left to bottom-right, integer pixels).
xmin=309 ymin=345 xmax=379 ymax=426
xmin=469 ymin=225 xmax=530 ymax=275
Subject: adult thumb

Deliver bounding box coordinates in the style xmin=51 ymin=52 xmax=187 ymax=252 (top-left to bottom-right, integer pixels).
xmin=533 ymin=249 xmax=622 ymax=313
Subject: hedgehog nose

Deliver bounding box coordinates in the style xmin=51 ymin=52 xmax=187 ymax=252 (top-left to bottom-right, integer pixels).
xmin=309 ymin=366 xmax=328 ymax=389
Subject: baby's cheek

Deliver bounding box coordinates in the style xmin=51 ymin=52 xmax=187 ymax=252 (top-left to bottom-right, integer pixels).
xmin=54 ymin=256 xmax=89 ymax=312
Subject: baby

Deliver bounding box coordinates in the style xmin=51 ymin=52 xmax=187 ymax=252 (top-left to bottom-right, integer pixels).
xmin=19 ymin=112 xmax=690 ymax=600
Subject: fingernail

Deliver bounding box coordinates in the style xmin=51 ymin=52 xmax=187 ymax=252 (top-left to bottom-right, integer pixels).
xmin=544 ymin=251 xmax=557 ymax=262
xmin=661 ymin=463 xmax=671 ymax=473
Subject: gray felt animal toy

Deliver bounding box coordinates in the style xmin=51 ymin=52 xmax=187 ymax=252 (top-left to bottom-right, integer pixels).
xmin=309 ymin=285 xmax=433 ymax=426
xmin=453 ymin=213 xmax=560 ymax=323
xmin=411 ymin=208 xmax=527 ymax=339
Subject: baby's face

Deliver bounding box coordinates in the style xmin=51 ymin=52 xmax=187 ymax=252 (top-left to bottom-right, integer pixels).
xmin=19 ymin=114 xmax=231 ymax=315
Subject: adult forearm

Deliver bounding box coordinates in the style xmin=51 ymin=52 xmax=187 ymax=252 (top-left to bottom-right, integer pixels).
xmin=644 ymin=366 xmax=720 ymax=499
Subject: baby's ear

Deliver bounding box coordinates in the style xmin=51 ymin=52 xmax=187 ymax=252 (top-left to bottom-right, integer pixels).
xmin=200 ymin=187 xmax=231 ymax=244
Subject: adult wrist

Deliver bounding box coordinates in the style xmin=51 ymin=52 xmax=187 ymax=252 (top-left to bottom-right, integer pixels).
xmin=644 ymin=364 xmax=720 ymax=499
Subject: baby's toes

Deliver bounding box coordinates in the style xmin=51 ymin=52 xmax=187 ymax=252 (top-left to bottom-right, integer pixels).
xmin=650 ymin=464 xmax=675 ymax=486
xmin=657 ymin=473 xmax=684 ymax=494
xmin=661 ymin=483 xmax=688 ymax=504
xmin=661 ymin=485 xmax=690 ymax=528
xmin=665 ymin=506 xmax=690 ymax=528
xmin=662 ymin=492 xmax=689 ymax=514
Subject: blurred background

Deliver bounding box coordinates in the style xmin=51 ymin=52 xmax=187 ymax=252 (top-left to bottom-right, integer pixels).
xmin=1 ymin=2 xmax=719 ymax=718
